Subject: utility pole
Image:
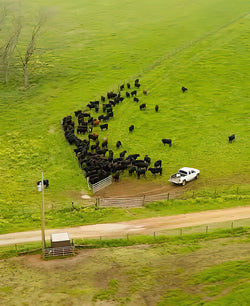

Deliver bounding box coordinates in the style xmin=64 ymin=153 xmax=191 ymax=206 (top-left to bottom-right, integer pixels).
xmin=41 ymin=171 xmax=46 ymax=250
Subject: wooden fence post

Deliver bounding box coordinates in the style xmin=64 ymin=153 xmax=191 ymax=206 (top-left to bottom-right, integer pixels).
xmin=231 ymin=221 xmax=234 ymax=231
xmin=167 ymin=193 xmax=170 ymax=200
xmin=206 ymin=225 xmax=208 ymax=234
xmin=180 ymin=228 xmax=182 ymax=236
xmin=142 ymin=195 xmax=145 ymax=206
xmin=154 ymin=232 xmax=156 ymax=240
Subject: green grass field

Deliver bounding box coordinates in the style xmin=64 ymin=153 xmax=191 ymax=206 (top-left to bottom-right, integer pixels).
xmin=0 ymin=228 xmax=249 ymax=305
xmin=0 ymin=0 xmax=249 ymax=233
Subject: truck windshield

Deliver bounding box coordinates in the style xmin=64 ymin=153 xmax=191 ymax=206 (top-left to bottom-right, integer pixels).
xmin=178 ymin=170 xmax=187 ymax=175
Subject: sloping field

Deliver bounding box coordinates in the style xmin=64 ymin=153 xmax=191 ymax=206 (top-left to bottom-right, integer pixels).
xmin=0 ymin=230 xmax=249 ymax=305
xmin=0 ymin=0 xmax=249 ymax=232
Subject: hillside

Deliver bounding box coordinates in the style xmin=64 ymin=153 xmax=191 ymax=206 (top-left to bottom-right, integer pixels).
xmin=0 ymin=0 xmax=249 ymax=233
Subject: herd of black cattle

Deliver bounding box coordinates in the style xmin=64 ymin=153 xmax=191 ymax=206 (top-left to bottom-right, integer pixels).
xmin=61 ymin=79 xmax=173 ymax=185
xmin=62 ymin=81 xmax=235 ymax=186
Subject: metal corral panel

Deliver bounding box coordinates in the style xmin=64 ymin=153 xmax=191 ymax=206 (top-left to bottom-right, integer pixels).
xmin=88 ymin=175 xmax=112 ymax=193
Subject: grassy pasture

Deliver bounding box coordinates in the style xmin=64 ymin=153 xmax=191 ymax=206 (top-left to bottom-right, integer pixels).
xmin=0 ymin=0 xmax=249 ymax=232
xmin=0 ymin=228 xmax=249 ymax=305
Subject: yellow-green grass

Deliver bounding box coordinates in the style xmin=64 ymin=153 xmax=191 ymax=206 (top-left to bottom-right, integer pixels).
xmin=0 ymin=0 xmax=249 ymax=233
xmin=0 ymin=228 xmax=249 ymax=305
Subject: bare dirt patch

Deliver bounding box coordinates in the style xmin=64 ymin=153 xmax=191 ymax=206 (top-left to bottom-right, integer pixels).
xmin=95 ymin=179 xmax=184 ymax=198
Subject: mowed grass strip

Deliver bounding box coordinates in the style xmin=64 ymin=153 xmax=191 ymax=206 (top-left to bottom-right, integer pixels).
xmin=0 ymin=0 xmax=249 ymax=232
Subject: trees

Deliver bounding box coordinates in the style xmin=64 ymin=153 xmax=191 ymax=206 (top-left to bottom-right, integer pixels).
xmin=0 ymin=5 xmax=46 ymax=87
xmin=1 ymin=21 xmax=21 ymax=84
xmin=18 ymin=15 xmax=45 ymax=87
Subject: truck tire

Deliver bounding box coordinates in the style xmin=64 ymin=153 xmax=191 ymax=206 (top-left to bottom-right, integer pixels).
xmin=182 ymin=180 xmax=186 ymax=186
xmin=195 ymin=174 xmax=199 ymax=179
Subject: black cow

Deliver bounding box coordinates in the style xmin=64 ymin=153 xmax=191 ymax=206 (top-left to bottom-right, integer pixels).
xmin=116 ymin=140 xmax=122 ymax=149
xmin=228 ymin=134 xmax=235 ymax=143
xmin=127 ymin=83 xmax=131 ymax=89
xmin=134 ymin=97 xmax=139 ymax=103
xmin=74 ymin=110 xmax=82 ymax=117
xmin=108 ymin=150 xmax=113 ymax=162
xmin=135 ymin=78 xmax=139 ymax=84
xmin=100 ymin=123 xmax=108 ymax=131
xmin=120 ymin=150 xmax=127 ymax=158
xmin=154 ymin=160 xmax=162 ymax=168
xmin=101 ymin=96 xmax=105 ymax=102
xmin=140 ymin=103 xmax=146 ymax=110
xmin=103 ymin=115 xmax=109 ymax=122
xmin=131 ymin=90 xmax=137 ymax=96
xmin=98 ymin=115 xmax=104 ymax=121
xmin=77 ymin=126 xmax=88 ymax=134
xmin=126 ymin=92 xmax=130 ymax=98
xmin=155 ymin=105 xmax=159 ymax=112
xmin=148 ymin=167 xmax=162 ymax=176
xmin=96 ymin=148 xmax=108 ymax=156
xmin=129 ymin=125 xmax=134 ymax=133
xmin=135 ymin=83 xmax=141 ymax=88
xmin=37 ymin=180 xmax=49 ymax=188
xmin=143 ymin=90 xmax=147 ymax=95
xmin=113 ymin=171 xmax=120 ymax=182
xmin=162 ymin=138 xmax=172 ymax=147
xmin=144 ymin=155 xmax=151 ymax=165
xmin=82 ymin=112 xmax=91 ymax=117
xmin=107 ymin=91 xmax=117 ymax=99
xmin=129 ymin=166 xmax=136 ymax=176
xmin=120 ymin=84 xmax=124 ymax=91
xmin=102 ymin=138 xmax=108 ymax=148
xmin=91 ymin=143 xmax=99 ymax=151
xmin=88 ymin=133 xmax=99 ymax=141
xmin=182 ymin=86 xmax=188 ymax=93
xmin=137 ymin=169 xmax=146 ymax=179
xmin=107 ymin=111 xmax=114 ymax=119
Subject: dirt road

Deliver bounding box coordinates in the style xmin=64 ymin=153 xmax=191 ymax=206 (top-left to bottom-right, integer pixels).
xmin=0 ymin=206 xmax=249 ymax=246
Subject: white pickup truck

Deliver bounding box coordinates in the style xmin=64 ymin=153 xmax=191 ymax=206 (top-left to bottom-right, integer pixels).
xmin=169 ymin=167 xmax=200 ymax=186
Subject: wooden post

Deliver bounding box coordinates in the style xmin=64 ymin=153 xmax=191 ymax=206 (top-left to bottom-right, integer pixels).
xmin=100 ymin=236 xmax=102 ymax=241
xmin=231 ymin=221 xmax=234 ymax=231
xmin=154 ymin=232 xmax=156 ymax=240
xmin=41 ymin=172 xmax=46 ymax=251
xmin=193 ymin=192 xmax=195 ymax=198
xmin=180 ymin=228 xmax=182 ymax=236
xmin=167 ymin=193 xmax=170 ymax=200
xmin=142 ymin=195 xmax=145 ymax=206
xmin=206 ymin=225 xmax=208 ymax=234
xmin=236 ymin=187 xmax=239 ymax=194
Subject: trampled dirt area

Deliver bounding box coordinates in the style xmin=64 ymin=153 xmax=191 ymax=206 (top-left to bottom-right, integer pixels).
xmin=95 ymin=178 xmax=186 ymax=198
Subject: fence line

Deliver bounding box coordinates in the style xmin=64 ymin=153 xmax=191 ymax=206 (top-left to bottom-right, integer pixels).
xmin=99 ymin=196 xmax=144 ymax=208
xmin=96 ymin=187 xmax=245 ymax=208
xmin=98 ymin=192 xmax=180 ymax=207
xmin=88 ymin=175 xmax=112 ymax=193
